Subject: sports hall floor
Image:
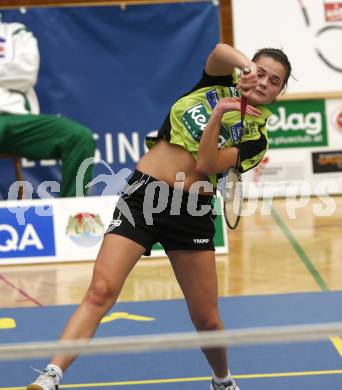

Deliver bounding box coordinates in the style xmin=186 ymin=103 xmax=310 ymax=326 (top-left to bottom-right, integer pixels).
xmin=1 ymin=197 xmax=342 ymax=390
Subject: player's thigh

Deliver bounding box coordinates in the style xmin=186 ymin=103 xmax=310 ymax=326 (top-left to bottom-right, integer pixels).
xmin=168 ymin=250 xmax=219 ymax=317
xmin=90 ymin=234 xmax=146 ymax=293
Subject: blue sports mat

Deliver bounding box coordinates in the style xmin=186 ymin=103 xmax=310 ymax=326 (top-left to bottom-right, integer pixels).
xmin=1 ymin=291 xmax=342 ymax=389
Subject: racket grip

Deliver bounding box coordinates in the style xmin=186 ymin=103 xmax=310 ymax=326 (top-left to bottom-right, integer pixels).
xmin=242 ymin=66 xmax=251 ymax=75
xmin=240 ymin=66 xmax=251 ymax=102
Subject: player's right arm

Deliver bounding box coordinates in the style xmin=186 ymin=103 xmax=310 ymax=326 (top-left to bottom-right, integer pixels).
xmin=205 ymin=43 xmax=257 ymax=96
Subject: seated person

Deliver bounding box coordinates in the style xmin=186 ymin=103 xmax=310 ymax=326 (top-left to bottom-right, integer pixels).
xmin=0 ymin=21 xmax=96 ymax=197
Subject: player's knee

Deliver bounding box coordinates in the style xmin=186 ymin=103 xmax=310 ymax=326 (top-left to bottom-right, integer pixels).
xmin=193 ymin=313 xmax=221 ymax=332
xmin=86 ymin=280 xmax=117 ymax=307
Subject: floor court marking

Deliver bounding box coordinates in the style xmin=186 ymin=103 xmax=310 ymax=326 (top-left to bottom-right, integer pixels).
xmin=3 ymin=369 xmax=342 ymax=390
xmin=270 ymin=208 xmax=328 ymax=291
xmin=330 ymin=336 xmax=342 ymax=358
xmin=0 ymin=274 xmax=42 ymax=307
xmin=101 ymin=312 xmax=155 ymax=323
xmin=271 ymin=207 xmax=342 ymax=358
xmin=0 ymin=318 xmax=16 ymax=329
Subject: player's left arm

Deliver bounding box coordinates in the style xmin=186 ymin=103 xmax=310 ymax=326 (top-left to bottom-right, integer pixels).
xmin=196 ymin=98 xmax=260 ymax=175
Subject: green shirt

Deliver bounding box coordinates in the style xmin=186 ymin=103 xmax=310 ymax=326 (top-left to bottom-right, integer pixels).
xmin=146 ymin=71 xmax=272 ymax=187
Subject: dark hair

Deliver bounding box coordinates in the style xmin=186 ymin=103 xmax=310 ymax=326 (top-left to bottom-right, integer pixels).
xmin=252 ymin=48 xmax=292 ymax=89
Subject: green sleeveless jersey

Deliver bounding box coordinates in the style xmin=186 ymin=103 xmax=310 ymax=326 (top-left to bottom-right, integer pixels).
xmin=146 ymin=71 xmax=272 ymax=187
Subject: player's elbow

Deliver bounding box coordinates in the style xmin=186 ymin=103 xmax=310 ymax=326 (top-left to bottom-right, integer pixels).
xmin=211 ymin=43 xmax=232 ymax=58
xmin=196 ymin=160 xmax=215 ymax=175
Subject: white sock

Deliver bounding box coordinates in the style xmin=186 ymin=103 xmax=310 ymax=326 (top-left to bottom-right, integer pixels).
xmin=46 ymin=364 xmax=63 ymax=382
xmin=213 ymin=371 xmax=231 ymax=384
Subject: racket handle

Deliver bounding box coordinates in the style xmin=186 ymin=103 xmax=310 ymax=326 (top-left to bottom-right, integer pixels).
xmin=242 ymin=66 xmax=251 ymax=75
xmin=240 ymin=66 xmax=251 ymax=104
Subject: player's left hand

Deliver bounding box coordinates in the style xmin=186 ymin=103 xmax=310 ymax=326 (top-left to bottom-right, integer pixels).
xmin=216 ymin=97 xmax=261 ymax=117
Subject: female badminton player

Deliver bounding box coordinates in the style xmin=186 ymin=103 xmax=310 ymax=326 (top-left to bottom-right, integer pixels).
xmin=27 ymin=43 xmax=291 ymax=390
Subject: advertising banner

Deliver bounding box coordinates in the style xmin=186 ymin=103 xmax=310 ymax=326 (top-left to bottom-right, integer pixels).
xmin=311 ymin=150 xmax=342 ymax=173
xmin=242 ymin=97 xmax=342 ymax=198
xmin=232 ymin=0 xmax=342 ymax=95
xmin=0 ymin=3 xmax=219 ymax=200
xmin=0 ymin=206 xmax=55 ymax=259
xmin=324 ymin=0 xmax=342 ymax=22
xmin=267 ymin=100 xmax=328 ymax=149
xmin=0 ymin=196 xmax=228 ymax=265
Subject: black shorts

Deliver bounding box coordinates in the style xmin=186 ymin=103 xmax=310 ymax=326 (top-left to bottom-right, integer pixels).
xmin=106 ymin=169 xmax=216 ymax=255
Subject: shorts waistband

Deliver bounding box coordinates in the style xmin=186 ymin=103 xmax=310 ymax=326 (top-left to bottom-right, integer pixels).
xmin=127 ymin=169 xmax=213 ymax=206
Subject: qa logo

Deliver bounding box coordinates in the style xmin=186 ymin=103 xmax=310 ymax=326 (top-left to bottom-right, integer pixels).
xmin=0 ymin=207 xmax=55 ymax=258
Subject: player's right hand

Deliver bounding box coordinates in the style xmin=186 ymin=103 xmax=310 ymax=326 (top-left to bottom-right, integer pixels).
xmin=237 ymin=62 xmax=258 ymax=98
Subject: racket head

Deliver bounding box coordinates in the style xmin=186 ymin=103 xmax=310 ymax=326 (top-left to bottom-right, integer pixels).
xmin=223 ymin=167 xmax=243 ymax=230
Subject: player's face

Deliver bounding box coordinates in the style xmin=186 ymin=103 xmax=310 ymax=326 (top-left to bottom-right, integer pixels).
xmin=249 ymin=56 xmax=287 ymax=105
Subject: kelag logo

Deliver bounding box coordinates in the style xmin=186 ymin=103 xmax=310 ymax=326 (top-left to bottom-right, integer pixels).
xmin=0 ymin=207 xmax=56 ymax=258
xmin=267 ymin=100 xmax=328 ymax=149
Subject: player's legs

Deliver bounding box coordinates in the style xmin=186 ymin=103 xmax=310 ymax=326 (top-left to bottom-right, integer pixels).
xmin=27 ymin=170 xmax=160 ymax=390
xmin=26 ymin=234 xmax=146 ymax=390
xmin=168 ymin=249 xmax=228 ymax=377
xmin=50 ymin=234 xmax=146 ymax=371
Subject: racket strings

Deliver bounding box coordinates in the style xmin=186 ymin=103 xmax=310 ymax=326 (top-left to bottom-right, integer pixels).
xmin=224 ymin=169 xmax=243 ymax=229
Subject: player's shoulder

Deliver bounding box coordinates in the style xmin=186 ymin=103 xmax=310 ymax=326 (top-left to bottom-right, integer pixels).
xmin=258 ymin=106 xmax=273 ymax=120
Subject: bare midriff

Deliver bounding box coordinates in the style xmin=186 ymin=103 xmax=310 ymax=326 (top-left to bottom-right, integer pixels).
xmin=136 ymin=140 xmax=213 ymax=195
